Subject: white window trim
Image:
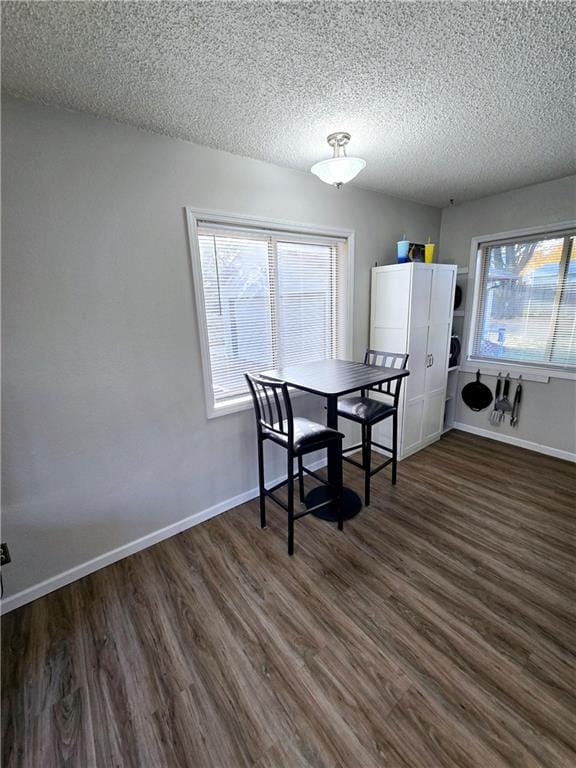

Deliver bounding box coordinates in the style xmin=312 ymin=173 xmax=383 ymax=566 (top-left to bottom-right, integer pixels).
xmin=463 ymin=220 xmax=576 ymax=383
xmin=186 ymin=207 xmax=355 ymax=418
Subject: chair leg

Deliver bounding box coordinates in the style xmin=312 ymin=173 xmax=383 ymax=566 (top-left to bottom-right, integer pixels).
xmin=298 ymin=454 xmax=305 ymax=503
xmin=336 ymin=442 xmax=344 ymax=531
xmin=257 ymin=437 xmax=266 ymax=528
xmin=287 ymin=454 xmax=295 ymax=556
xmin=392 ymin=411 xmax=398 ymax=485
xmin=364 ymin=425 xmax=372 ymax=506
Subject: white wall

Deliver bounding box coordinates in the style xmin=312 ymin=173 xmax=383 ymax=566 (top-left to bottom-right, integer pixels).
xmin=439 ymin=175 xmax=576 ymax=458
xmin=1 ymin=96 xmax=441 ymax=607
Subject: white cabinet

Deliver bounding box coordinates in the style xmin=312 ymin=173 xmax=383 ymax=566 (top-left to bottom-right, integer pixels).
xmin=370 ymin=263 xmax=457 ymax=458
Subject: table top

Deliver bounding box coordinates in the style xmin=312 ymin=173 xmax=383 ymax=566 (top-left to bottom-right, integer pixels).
xmin=261 ymin=359 xmax=409 ymax=397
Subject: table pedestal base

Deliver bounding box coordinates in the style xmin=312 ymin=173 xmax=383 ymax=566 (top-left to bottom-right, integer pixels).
xmin=305 ymin=486 xmax=362 ymax=522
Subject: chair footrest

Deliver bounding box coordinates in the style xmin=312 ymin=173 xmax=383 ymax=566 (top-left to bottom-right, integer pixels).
xmin=293 ymin=496 xmax=340 ymax=520
xmin=267 ymin=477 xmax=291 ymax=494
xmin=342 ymin=454 xmax=364 ymax=470
xmin=301 ymin=465 xmax=340 ymax=492
xmin=301 ymin=465 xmax=330 ymax=487
xmin=265 ymin=494 xmax=339 ymax=521
xmin=372 ymin=440 xmax=393 ymax=454
xmin=370 ymin=457 xmax=393 ymax=476
xmin=263 ymin=489 xmax=289 ymax=512
xmin=264 ymin=467 xmax=303 ymax=496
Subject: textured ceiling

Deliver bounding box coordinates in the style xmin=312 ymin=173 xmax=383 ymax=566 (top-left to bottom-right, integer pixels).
xmin=2 ymin=1 xmax=575 ymax=206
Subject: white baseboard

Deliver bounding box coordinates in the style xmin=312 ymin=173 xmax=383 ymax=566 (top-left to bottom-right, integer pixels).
xmin=452 ymin=422 xmax=576 ymax=463
xmin=1 ymin=458 xmax=327 ymax=615
xmin=399 ymin=434 xmax=441 ymax=461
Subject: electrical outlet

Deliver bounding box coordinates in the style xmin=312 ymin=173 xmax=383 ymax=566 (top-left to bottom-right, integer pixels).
xmin=0 ymin=543 xmax=11 ymax=566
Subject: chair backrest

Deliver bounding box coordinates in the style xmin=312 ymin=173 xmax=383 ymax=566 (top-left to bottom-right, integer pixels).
xmin=363 ymin=348 xmax=409 ymax=403
xmin=245 ymin=373 xmax=294 ymax=442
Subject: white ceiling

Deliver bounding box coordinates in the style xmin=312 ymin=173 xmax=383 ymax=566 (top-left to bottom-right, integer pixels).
xmin=2 ymin=1 xmax=575 ymax=207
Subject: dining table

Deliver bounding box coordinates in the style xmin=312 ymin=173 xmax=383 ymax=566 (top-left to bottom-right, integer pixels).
xmin=262 ymin=358 xmax=410 ymax=521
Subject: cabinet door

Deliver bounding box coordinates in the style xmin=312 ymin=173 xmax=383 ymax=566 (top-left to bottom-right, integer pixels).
xmin=371 ymin=267 xmax=410 ymax=326
xmin=370 ymin=267 xmax=409 ymax=352
xmin=421 ymin=323 xmax=451 ymax=442
xmin=402 ymin=399 xmax=424 ymax=455
xmin=425 ymin=322 xmax=451 ymax=393
xmin=401 ymin=269 xmax=431 ymax=456
xmin=401 ymin=266 xmax=455 ymax=455
xmin=406 ymin=325 xmax=428 ymax=400
xmin=421 ymin=390 xmax=446 ymax=442
xmin=429 ymin=268 xmax=455 ymax=324
xmin=404 ymin=267 xmax=430 ymax=403
xmin=411 ymin=267 xmax=433 ymax=329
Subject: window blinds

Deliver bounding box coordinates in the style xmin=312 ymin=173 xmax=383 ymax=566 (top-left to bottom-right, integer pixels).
xmin=197 ymin=223 xmax=348 ymax=406
xmin=470 ymin=232 xmax=575 ymax=370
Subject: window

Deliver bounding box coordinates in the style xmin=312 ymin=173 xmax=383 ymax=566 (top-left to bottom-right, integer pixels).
xmin=188 ymin=212 xmax=352 ymax=416
xmin=469 ymin=230 xmax=575 ymax=372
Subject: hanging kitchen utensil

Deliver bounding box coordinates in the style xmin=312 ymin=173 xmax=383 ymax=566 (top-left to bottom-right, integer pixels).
xmin=449 ymin=336 xmax=461 ymax=368
xmin=461 ymin=370 xmax=493 ymax=412
xmin=510 ymin=377 xmax=523 ymax=427
xmin=497 ymin=375 xmax=513 ymax=422
xmin=454 ymin=284 xmax=463 ymax=310
xmin=490 ymin=374 xmax=502 ymax=424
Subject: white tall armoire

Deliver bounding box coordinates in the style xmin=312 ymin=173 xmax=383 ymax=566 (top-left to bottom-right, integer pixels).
xmin=370 ymin=263 xmax=457 ymax=458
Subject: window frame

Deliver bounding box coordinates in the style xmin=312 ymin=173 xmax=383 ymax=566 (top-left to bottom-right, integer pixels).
xmin=186 ymin=207 xmax=355 ymax=418
xmin=464 ymin=221 xmax=576 ymax=382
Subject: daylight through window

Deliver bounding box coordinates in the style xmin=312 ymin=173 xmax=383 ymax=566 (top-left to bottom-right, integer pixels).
xmin=470 ymin=231 xmax=576 ymax=371
xmin=193 ymin=221 xmax=349 ymax=413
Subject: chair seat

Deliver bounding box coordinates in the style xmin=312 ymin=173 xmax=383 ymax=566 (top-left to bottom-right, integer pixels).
xmin=266 ymin=417 xmax=344 ymax=454
xmin=337 ymin=396 xmax=396 ymax=425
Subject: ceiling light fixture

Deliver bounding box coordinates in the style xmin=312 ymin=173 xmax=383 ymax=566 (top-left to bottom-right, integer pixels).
xmin=310 ymin=132 xmax=366 ymax=189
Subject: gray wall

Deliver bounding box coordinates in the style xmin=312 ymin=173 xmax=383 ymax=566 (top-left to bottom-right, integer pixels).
xmin=439 ymin=175 xmax=576 ymax=455
xmin=2 ymin=96 xmax=441 ymax=602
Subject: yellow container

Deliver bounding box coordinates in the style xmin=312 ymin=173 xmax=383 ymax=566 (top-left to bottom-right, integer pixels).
xmin=425 ymin=243 xmax=435 ymax=263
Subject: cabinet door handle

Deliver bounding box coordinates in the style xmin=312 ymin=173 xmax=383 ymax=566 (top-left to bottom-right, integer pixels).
xmin=430 ymin=353 xmax=434 ymax=366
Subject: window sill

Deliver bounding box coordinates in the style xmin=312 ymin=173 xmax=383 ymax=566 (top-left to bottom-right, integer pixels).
xmin=461 ymin=360 xmax=576 ymax=383
xmin=208 ymin=385 xmax=311 ymax=419
xmin=209 ymin=394 xmax=254 ymax=418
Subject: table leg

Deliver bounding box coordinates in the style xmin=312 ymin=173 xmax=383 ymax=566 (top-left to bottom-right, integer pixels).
xmin=326 ymin=395 xmax=340 ymax=489
xmin=305 ymin=394 xmax=363 ymax=522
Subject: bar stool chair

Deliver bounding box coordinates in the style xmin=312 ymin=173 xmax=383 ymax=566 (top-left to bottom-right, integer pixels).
xmin=245 ymin=373 xmax=345 ymax=555
xmin=337 ymin=350 xmax=409 ymax=506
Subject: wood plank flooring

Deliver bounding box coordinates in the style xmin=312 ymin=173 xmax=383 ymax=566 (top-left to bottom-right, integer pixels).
xmin=2 ymin=430 xmax=576 ymax=767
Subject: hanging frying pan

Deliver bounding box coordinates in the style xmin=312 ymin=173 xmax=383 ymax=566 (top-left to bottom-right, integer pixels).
xmin=461 ymin=370 xmax=493 ymax=412
xmin=454 ymin=284 xmax=463 ymax=310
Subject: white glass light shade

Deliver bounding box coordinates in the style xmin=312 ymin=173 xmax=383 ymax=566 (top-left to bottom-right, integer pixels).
xmin=310 ymin=156 xmax=366 ymax=186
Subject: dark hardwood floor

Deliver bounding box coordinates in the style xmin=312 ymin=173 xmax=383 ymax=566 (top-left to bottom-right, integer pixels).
xmin=2 ymin=430 xmax=576 ymax=767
